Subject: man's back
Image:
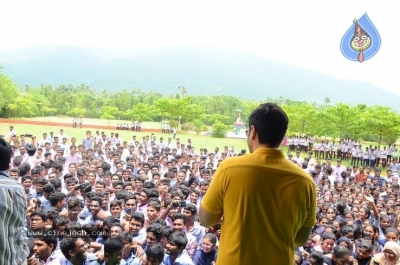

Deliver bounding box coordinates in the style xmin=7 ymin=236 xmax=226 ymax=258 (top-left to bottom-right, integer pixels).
xmin=0 ymin=173 xmax=29 ymax=265
xmin=201 ymin=148 xmax=316 ymax=264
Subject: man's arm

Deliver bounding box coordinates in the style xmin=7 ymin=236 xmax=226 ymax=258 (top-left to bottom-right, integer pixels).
xmin=199 ymin=205 xmax=222 ymax=228
xmin=294 ymin=226 xmax=313 ymax=247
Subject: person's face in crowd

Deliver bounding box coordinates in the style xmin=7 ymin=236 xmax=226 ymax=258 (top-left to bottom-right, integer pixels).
xmin=22 ymin=178 xmax=32 ymax=191
xmin=199 ymin=185 xmax=208 ymax=196
xmin=142 ymin=164 xmax=150 ymax=173
xmin=172 ymin=218 xmax=185 ymax=232
xmin=176 ymin=172 xmax=185 ymax=184
xmin=386 ymin=231 xmax=398 ymax=242
xmin=68 ymin=164 xmax=77 ymax=174
xmin=139 ymin=192 xmax=149 ymax=205
xmin=123 ymin=171 xmax=130 ymax=180
xmin=77 ymin=174 xmax=85 ymax=184
xmin=363 ymin=226 xmax=375 ymax=241
xmin=90 ymin=201 xmax=101 ymax=215
xmin=147 ymin=206 xmax=158 ymax=221
xmin=110 ymin=226 xmax=122 ymax=238
xmin=34 ymin=239 xmax=54 ymax=261
xmin=30 ymin=215 xmax=45 ymax=231
xmin=136 ymin=180 xmax=144 ymax=190
xmin=36 ymin=184 xmax=44 ymax=194
xmin=124 ymin=185 xmax=133 ymax=194
xmin=68 ymin=205 xmax=80 ymax=221
xmin=319 ymin=218 xmax=328 ymax=228
xmin=183 ymin=209 xmax=194 ymax=221
xmin=321 ymin=238 xmax=335 ymax=253
xmin=89 ymin=164 xmax=97 ymax=172
xmin=103 ymin=175 xmax=111 ymax=185
xmin=130 ymin=219 xmax=143 ymax=236
xmin=111 ymin=175 xmax=120 ymax=183
xmin=203 ymin=173 xmax=211 ymax=181
xmin=190 ymin=192 xmax=199 ymax=204
xmin=95 ymin=183 xmax=105 ymax=193
xmin=146 ymin=232 xmax=158 ymax=247
xmin=125 ymin=199 xmax=137 ymax=213
xmin=87 ymin=173 xmax=96 ymax=184
xmin=201 ymin=237 xmax=215 ymax=253
xmin=102 ymin=195 xmax=110 ymax=207
xmin=10 ymin=171 xmax=19 ymax=180
xmin=67 ymin=182 xmax=76 ymax=193
xmin=363 ymin=187 xmax=371 ymax=196
xmin=166 ymin=240 xmax=182 ymax=257
xmin=115 ymin=185 xmax=123 ymax=193
xmin=19 ymin=146 xmax=26 ymax=155
xmin=116 ymin=163 xmax=123 ymax=170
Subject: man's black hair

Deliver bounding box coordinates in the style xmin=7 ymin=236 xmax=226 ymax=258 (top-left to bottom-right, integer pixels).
xmin=26 ymin=144 xmax=36 ymax=156
xmin=248 ymin=103 xmax=288 ymax=147
xmin=60 ymin=237 xmax=80 ymax=260
xmin=18 ymin=162 xmax=31 ymax=176
xmin=146 ymin=244 xmax=165 ymax=262
xmin=131 ymin=212 xmax=145 ymax=226
xmin=50 ymin=178 xmax=62 ymax=189
xmin=0 ymin=138 xmax=12 ymax=170
xmin=167 ymin=231 xmax=188 ymax=249
xmin=34 ymin=229 xmax=58 ymax=252
xmin=43 ymin=183 xmax=55 ymax=193
xmin=146 ymin=223 xmax=164 ymax=241
xmin=49 ymin=192 xmax=66 ymax=207
xmin=104 ymin=237 xmax=124 ymax=256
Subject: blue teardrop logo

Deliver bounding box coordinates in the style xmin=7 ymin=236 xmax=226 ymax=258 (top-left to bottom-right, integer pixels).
xmin=340 ymin=13 xmax=381 ymax=62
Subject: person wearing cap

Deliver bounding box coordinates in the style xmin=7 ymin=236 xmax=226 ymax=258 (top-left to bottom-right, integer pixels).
xmin=200 ymin=103 xmax=316 ymax=264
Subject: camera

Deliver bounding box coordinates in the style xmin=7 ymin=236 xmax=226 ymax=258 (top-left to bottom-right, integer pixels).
xmin=25 ymin=134 xmax=33 ymax=137
xmin=364 ymin=233 xmax=370 ymax=240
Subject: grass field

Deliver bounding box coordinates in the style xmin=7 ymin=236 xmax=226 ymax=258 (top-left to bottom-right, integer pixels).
xmin=0 ymin=122 xmax=249 ymax=153
xmin=11 ymin=116 xmax=162 ymax=129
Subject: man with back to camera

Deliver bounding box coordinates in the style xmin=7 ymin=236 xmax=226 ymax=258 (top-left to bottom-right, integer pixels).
xmin=200 ymin=103 xmax=316 ymax=264
xmin=0 ymin=137 xmax=30 ymax=265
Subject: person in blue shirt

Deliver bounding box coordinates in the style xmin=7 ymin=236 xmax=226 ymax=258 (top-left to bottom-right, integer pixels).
xmin=192 ymin=233 xmax=218 ymax=265
xmin=146 ymin=244 xmax=165 ymax=265
xmin=60 ymin=236 xmax=88 ymax=265
xmin=163 ymin=232 xmax=194 ymax=265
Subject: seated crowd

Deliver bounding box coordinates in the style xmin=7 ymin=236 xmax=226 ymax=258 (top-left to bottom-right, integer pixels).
xmin=5 ymin=127 xmax=248 ymax=265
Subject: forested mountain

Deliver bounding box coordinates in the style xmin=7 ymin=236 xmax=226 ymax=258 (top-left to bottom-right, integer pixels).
xmin=1 ymin=45 xmax=399 ymax=110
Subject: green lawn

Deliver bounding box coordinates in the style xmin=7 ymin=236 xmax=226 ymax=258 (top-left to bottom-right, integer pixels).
xmin=0 ymin=123 xmax=249 ymax=153
xmin=15 ymin=116 xmax=162 ymax=129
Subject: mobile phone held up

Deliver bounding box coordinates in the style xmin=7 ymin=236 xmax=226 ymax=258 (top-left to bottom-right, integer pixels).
xmin=173 ymin=200 xmax=186 ymax=208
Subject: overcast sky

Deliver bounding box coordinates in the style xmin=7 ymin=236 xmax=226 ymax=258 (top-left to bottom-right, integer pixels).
xmin=1 ymin=0 xmax=399 ymax=95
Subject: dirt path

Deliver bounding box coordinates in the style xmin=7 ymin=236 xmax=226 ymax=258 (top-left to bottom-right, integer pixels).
xmin=0 ymin=119 xmax=162 ymax=133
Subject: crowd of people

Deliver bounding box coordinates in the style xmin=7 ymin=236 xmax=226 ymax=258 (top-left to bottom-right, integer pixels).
xmin=3 ymin=120 xmax=400 ymax=265
xmin=1 ymin=125 xmax=247 ymax=265
xmin=287 ymin=136 xmax=398 ymax=169
xmin=287 ymin=139 xmax=400 ymax=264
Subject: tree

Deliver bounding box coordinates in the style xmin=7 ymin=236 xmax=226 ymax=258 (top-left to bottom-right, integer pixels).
xmin=193 ymin=119 xmax=203 ymax=135
xmin=282 ymin=103 xmax=317 ymax=136
xmin=212 ymin=120 xmax=229 ymax=138
xmin=317 ymin=103 xmax=358 ymax=139
xmin=66 ymin=108 xmax=87 ymax=118
xmin=128 ymin=103 xmax=156 ymax=121
xmin=361 ymin=106 xmax=400 ymax=146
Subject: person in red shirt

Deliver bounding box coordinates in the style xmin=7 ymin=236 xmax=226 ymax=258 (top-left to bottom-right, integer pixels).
xmin=355 ymin=166 xmax=368 ymax=183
